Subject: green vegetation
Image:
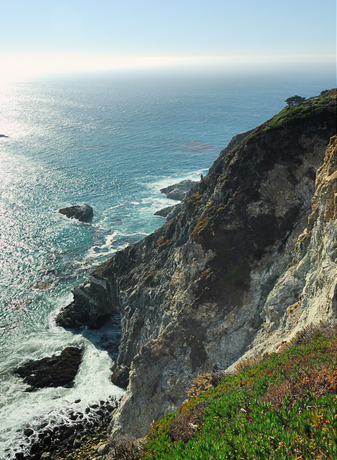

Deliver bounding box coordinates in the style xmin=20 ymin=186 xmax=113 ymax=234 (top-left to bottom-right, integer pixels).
xmin=248 ymin=92 xmax=336 ymax=141
xmin=265 ymin=95 xmax=335 ymax=132
xmin=126 ymin=324 xmax=337 ymax=459
xmin=285 ymin=95 xmax=306 ymax=106
xmin=191 ymin=215 xmax=210 ymax=240
xmin=320 ymin=90 xmax=330 ymax=96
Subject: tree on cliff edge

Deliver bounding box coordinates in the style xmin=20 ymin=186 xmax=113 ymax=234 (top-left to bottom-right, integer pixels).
xmin=285 ymin=95 xmax=306 ymax=106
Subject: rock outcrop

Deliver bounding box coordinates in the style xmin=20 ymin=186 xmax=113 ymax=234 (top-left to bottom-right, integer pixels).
xmin=56 ymin=92 xmax=336 ymax=440
xmin=160 ymin=179 xmax=198 ymax=201
xmin=15 ymin=347 xmax=83 ymax=390
xmin=154 ymin=204 xmax=180 ymax=218
xmin=231 ymin=134 xmax=337 ymax=368
xmin=59 ymin=204 xmax=93 ymax=222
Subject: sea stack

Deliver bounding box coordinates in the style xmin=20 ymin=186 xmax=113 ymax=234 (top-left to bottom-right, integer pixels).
xmin=59 ymin=204 xmax=93 ymax=222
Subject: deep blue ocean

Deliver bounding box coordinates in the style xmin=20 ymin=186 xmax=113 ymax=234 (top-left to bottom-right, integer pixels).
xmin=0 ymin=69 xmax=334 ymax=457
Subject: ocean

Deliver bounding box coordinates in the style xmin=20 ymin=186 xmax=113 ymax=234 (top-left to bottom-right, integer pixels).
xmin=0 ymin=69 xmax=334 ymax=458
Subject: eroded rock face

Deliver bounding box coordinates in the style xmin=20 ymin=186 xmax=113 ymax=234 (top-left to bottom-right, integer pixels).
xmin=56 ymin=93 xmax=337 ymax=440
xmin=232 ymin=135 xmax=337 ymax=366
xmin=59 ymin=204 xmax=93 ymax=222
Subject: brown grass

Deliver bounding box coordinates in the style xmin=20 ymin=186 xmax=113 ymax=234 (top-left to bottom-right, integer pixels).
xmin=262 ymin=331 xmax=337 ymax=410
xmin=261 ymin=365 xmax=337 ymax=410
xmin=111 ymin=438 xmax=143 ymax=459
xmin=187 ymin=370 xmax=228 ymax=398
xmin=169 ymin=403 xmax=205 ymax=443
xmin=235 ymin=357 xmax=262 ymax=373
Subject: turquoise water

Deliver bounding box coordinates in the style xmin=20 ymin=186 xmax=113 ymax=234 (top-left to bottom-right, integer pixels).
xmin=0 ymin=70 xmax=334 ymax=457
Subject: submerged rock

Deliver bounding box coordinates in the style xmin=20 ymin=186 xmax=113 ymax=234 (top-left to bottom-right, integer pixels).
xmin=15 ymin=346 xmax=83 ymax=390
xmin=59 ymin=204 xmax=93 ymax=222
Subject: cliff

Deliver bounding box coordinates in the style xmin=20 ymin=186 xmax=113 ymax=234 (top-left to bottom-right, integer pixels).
xmin=56 ymin=91 xmax=337 ymax=440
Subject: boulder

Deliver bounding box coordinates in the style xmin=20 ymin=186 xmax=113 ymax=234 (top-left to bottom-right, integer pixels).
xmin=59 ymin=204 xmax=93 ymax=222
xmin=15 ymin=346 xmax=83 ymax=390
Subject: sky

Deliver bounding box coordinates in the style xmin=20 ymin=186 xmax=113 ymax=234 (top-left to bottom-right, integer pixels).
xmin=1 ymin=0 xmax=336 ymax=80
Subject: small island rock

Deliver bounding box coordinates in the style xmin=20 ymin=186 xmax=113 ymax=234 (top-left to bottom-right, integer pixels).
xmin=15 ymin=346 xmax=83 ymax=390
xmin=59 ymin=204 xmax=93 ymax=222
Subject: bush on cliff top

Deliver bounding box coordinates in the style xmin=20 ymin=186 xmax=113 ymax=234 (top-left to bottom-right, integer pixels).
xmin=138 ymin=323 xmax=337 ymax=459
xmin=249 ymin=91 xmax=336 ymax=140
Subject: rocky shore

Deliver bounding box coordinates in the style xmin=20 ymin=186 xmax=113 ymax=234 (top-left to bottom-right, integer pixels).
xmin=13 ymin=398 xmax=119 ymax=460
xmin=55 ymin=91 xmax=337 ymax=442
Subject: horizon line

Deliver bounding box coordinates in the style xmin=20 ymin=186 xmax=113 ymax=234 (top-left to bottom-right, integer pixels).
xmin=0 ymin=53 xmax=335 ymax=82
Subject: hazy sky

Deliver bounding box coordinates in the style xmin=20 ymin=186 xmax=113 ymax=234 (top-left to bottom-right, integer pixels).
xmin=1 ymin=0 xmax=336 ymax=79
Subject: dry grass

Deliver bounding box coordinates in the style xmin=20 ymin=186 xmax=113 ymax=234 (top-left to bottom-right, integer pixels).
xmin=235 ymin=356 xmax=262 ymax=373
xmin=187 ymin=370 xmax=228 ymax=398
xmin=169 ymin=403 xmax=205 ymax=443
xmin=261 ymin=365 xmax=337 ymax=410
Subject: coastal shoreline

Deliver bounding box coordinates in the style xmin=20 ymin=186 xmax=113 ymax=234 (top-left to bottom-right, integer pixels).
xmin=12 ymin=397 xmax=119 ymax=460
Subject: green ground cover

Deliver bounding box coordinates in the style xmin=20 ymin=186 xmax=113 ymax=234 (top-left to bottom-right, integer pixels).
xmin=138 ymin=325 xmax=337 ymax=459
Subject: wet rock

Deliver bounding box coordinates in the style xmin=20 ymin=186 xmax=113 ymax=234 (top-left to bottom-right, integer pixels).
xmin=111 ymin=364 xmax=130 ymax=389
xmin=160 ymin=179 xmax=198 ymax=201
xmin=15 ymin=347 xmax=83 ymax=390
xmin=0 ymin=134 xmax=8 ymax=138
xmin=73 ymin=438 xmax=81 ymax=448
xmin=22 ymin=396 xmax=119 ymax=459
xmin=59 ymin=204 xmax=93 ymax=222
xmin=154 ymin=204 xmax=177 ymax=217
xmin=154 ymin=203 xmax=182 ymax=221
xmin=30 ymin=442 xmax=40 ymax=454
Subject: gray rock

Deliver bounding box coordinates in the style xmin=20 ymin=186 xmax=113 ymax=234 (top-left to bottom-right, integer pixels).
xmin=160 ymin=179 xmax=198 ymax=201
xmin=154 ymin=205 xmax=177 ymax=217
xmin=59 ymin=204 xmax=93 ymax=222
xmin=154 ymin=203 xmax=182 ymax=221
xmin=96 ymin=442 xmax=110 ymax=454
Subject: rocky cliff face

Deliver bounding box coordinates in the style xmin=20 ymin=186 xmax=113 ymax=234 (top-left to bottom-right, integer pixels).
xmin=56 ymin=91 xmax=337 ymax=440
xmin=232 ymin=134 xmax=337 ymax=367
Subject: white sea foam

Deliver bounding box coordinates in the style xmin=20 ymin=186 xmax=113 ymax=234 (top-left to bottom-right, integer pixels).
xmin=1 ymin=302 xmax=125 ymax=457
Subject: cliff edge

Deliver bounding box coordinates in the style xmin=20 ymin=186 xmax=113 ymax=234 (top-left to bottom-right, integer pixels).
xmin=56 ymin=91 xmax=337 ymax=440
